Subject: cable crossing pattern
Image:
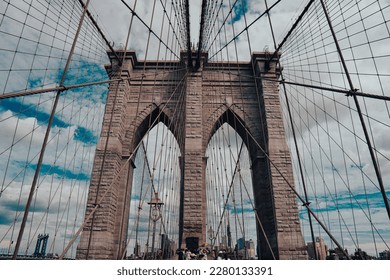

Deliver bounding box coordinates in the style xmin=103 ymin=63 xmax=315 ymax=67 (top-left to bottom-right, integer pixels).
xmin=0 ymin=0 xmax=389 ymax=260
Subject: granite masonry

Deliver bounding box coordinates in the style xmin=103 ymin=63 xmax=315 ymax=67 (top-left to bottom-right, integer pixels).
xmin=76 ymin=51 xmax=307 ymax=260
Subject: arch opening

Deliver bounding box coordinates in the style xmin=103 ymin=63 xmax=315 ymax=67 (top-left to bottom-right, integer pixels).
xmin=126 ymin=121 xmax=181 ymax=260
xmin=205 ymin=122 xmax=257 ymax=260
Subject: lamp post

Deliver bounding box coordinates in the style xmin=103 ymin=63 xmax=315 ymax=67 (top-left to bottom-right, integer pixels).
xmin=208 ymin=226 xmax=215 ymax=249
xmin=148 ymin=192 xmax=164 ymax=259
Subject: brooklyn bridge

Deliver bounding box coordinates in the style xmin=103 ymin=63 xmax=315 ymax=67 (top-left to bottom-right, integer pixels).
xmin=0 ymin=0 xmax=389 ymax=260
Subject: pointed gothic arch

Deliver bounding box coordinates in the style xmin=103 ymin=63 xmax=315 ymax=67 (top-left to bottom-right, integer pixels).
xmin=206 ymin=107 xmax=279 ymax=259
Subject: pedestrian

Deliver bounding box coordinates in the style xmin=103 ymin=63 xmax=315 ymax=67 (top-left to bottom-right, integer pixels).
xmin=198 ymin=248 xmax=207 ymax=260
xmin=177 ymin=249 xmax=184 ymax=260
xmin=185 ymin=249 xmax=192 ymax=260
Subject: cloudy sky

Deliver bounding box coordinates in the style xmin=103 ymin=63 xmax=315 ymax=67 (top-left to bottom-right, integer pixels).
xmin=0 ymin=0 xmax=389 ymax=259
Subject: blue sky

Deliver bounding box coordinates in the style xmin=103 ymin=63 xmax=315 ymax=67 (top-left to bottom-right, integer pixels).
xmin=0 ymin=1 xmax=110 ymax=256
xmin=231 ymin=0 xmax=248 ymax=24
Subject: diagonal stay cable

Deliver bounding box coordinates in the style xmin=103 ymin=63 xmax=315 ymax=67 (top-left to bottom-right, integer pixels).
xmin=119 ymin=0 xmax=180 ymax=60
xmin=281 ymin=85 xmax=389 ymax=250
xmin=0 ymin=67 xmax=186 ymax=100
xmin=208 ymin=69 xmax=390 ymax=126
xmin=268 ymin=0 xmax=315 ymax=63
xmin=12 ymin=0 xmax=93 ymax=259
xmin=209 ymin=115 xmax=277 ymax=259
xmin=205 ymin=0 xmax=240 ymax=53
xmin=76 ymin=0 xmax=120 ymax=62
xmin=58 ymin=71 xmax=188 ymax=259
xmin=222 ymin=104 xmax=351 ymax=259
xmin=208 ymin=0 xmax=281 ymax=61
xmin=210 ymin=139 xmax=276 ymax=259
xmin=318 ymin=0 xmax=390 ymax=221
xmin=211 ymin=142 xmax=243 ymax=249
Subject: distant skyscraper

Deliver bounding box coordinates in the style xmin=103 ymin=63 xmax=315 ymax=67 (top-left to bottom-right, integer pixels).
xmin=307 ymin=237 xmax=328 ymax=260
xmin=236 ymin=238 xmax=256 ymax=259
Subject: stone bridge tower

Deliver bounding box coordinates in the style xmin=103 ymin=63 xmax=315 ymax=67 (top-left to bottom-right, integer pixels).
xmin=76 ymin=50 xmax=307 ymax=260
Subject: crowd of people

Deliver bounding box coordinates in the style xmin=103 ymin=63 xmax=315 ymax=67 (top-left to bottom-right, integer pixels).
xmin=176 ymin=248 xmax=231 ymax=260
